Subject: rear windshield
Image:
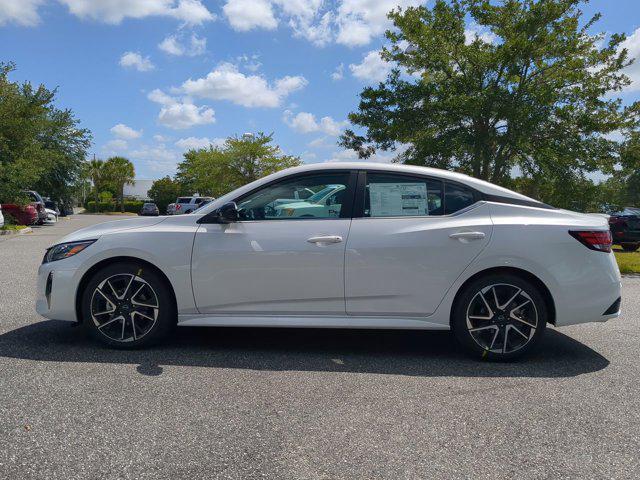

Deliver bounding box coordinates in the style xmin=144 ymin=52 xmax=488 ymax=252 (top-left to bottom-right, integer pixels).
xmin=177 ymin=197 xmax=191 ymax=203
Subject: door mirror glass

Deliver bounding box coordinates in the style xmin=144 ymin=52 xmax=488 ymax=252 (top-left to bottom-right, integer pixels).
xmin=198 ymin=202 xmax=238 ymax=224
xmin=217 ymin=202 xmax=238 ymax=223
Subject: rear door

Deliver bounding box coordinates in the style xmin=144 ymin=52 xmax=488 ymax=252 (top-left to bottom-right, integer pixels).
xmin=345 ymin=171 xmax=493 ymax=317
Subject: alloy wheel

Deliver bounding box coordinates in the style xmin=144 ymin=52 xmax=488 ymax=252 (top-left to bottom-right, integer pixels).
xmin=465 ymin=283 xmax=539 ymax=354
xmin=90 ymin=273 xmax=159 ymax=343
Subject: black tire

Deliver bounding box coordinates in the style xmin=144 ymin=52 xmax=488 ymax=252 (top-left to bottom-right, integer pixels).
xmin=81 ymin=262 xmax=176 ymax=348
xmin=621 ymin=243 xmax=639 ymax=252
xmin=451 ymin=273 xmax=547 ymax=361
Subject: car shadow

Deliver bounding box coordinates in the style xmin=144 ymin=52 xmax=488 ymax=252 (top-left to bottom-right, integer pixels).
xmin=0 ymin=320 xmax=609 ymax=378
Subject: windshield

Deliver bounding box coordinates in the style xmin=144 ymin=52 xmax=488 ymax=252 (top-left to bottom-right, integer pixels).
xmin=177 ymin=197 xmax=191 ymax=203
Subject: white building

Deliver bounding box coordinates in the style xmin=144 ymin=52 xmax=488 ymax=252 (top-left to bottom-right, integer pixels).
xmin=124 ymin=179 xmax=154 ymax=201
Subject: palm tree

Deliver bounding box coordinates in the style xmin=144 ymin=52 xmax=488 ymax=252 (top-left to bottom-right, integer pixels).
xmin=87 ymin=159 xmax=104 ymax=212
xmin=103 ymin=156 xmax=135 ymax=212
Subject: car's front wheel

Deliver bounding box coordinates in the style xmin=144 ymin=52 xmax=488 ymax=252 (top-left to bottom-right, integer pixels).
xmin=81 ymin=262 xmax=175 ymax=348
xmin=451 ymin=274 xmax=547 ymax=361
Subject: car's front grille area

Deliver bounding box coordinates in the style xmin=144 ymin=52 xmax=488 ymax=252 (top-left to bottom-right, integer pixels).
xmin=604 ymin=297 xmax=621 ymax=315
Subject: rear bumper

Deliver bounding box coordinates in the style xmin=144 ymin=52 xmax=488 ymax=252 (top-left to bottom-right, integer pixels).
xmin=553 ymin=253 xmax=622 ymax=327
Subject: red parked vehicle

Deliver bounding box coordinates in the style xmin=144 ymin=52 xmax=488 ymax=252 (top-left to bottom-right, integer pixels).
xmin=0 ymin=203 xmax=39 ymax=225
xmin=24 ymin=190 xmax=47 ymax=224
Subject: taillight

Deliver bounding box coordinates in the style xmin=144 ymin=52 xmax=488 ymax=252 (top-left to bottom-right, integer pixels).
xmin=569 ymin=230 xmax=612 ymax=253
xmin=176 ymin=204 xmax=181 ymax=211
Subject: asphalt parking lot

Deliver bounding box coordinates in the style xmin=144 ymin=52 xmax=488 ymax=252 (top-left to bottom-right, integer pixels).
xmin=0 ymin=214 xmax=639 ymax=479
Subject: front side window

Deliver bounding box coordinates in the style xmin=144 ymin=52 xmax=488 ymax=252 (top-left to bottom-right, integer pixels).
xmin=236 ymin=172 xmax=352 ymax=221
xmin=364 ymin=173 xmax=444 ymax=217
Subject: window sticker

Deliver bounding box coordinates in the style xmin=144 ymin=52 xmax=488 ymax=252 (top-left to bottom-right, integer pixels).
xmin=369 ymin=182 xmax=428 ymax=216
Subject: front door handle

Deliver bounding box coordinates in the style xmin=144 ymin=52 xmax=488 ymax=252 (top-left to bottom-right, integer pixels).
xmin=449 ymin=231 xmax=486 ymax=241
xmin=307 ymin=235 xmax=343 ymax=245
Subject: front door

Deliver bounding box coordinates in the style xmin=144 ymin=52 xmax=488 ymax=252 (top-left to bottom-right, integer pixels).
xmin=345 ymin=172 xmax=493 ymax=316
xmin=191 ymin=171 xmax=356 ymax=315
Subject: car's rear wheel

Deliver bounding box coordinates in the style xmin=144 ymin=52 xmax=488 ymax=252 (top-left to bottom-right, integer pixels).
xmin=451 ymin=274 xmax=547 ymax=361
xmin=81 ymin=262 xmax=175 ymax=348
xmin=621 ymin=243 xmax=639 ymax=252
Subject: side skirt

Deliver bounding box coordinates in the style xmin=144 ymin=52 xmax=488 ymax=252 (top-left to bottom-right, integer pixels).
xmin=177 ymin=314 xmax=450 ymax=330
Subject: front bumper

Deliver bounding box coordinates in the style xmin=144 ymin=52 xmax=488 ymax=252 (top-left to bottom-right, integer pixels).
xmin=36 ymin=263 xmax=81 ymax=322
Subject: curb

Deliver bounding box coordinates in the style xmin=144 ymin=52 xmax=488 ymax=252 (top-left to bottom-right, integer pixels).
xmin=0 ymin=227 xmax=33 ymax=236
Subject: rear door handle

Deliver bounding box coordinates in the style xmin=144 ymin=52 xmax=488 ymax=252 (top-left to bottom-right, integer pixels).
xmin=307 ymin=235 xmax=343 ymax=245
xmin=449 ymin=231 xmax=486 ymax=240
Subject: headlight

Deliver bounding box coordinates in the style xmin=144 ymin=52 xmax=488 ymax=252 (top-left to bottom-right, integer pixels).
xmin=43 ymin=240 xmax=96 ymax=264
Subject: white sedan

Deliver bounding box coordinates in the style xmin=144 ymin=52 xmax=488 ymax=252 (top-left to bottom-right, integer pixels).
xmin=36 ymin=163 xmax=621 ymax=360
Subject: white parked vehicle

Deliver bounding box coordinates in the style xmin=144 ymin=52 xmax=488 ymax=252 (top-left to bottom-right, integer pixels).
xmin=36 ymin=163 xmax=621 ymax=360
xmin=0 ymin=205 xmax=4 ymax=228
xmin=44 ymin=208 xmax=58 ymax=224
xmin=273 ymin=184 xmax=346 ymax=218
xmin=173 ymin=196 xmax=214 ymax=215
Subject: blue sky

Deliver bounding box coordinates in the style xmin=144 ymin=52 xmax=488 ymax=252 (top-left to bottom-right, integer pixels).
xmin=1 ymin=0 xmax=639 ymax=180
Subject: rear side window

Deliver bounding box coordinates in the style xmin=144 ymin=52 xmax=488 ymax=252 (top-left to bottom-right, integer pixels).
xmin=444 ymin=182 xmax=476 ymax=214
xmin=364 ymin=173 xmax=444 ymax=217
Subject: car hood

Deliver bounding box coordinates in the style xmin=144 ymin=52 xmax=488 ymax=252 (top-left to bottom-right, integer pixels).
xmin=55 ymin=216 xmax=168 ymax=245
xmin=276 ymin=201 xmax=317 ymax=209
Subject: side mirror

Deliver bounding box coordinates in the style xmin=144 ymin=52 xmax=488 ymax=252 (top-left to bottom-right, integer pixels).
xmin=198 ymin=202 xmax=238 ymax=224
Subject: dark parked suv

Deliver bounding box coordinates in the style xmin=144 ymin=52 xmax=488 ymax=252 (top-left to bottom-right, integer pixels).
xmin=609 ymin=207 xmax=640 ymax=252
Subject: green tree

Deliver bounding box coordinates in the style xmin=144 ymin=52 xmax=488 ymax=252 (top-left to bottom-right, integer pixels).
xmin=148 ymin=176 xmax=182 ymax=214
xmin=86 ymin=159 xmax=105 ymax=208
xmin=0 ymin=62 xmax=91 ymax=203
xmin=599 ymin=132 xmax=640 ymax=210
xmin=340 ymin=0 xmax=639 ymax=191
xmin=103 ymin=156 xmax=135 ymax=212
xmin=176 ymin=133 xmax=301 ymax=197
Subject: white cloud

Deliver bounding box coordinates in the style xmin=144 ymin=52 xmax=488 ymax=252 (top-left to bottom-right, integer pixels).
xmin=620 ymin=27 xmax=640 ymax=92
xmin=119 ymin=51 xmax=155 ymax=72
xmin=0 ymin=0 xmax=44 ymax=26
xmin=284 ymin=110 xmax=348 ymax=136
xmin=153 ymin=134 xmax=170 ymax=142
xmin=223 ymin=0 xmax=277 ymax=31
xmin=308 ymin=136 xmax=333 ymax=148
xmin=148 ymin=89 xmax=216 ymax=130
xmin=327 ymin=148 xmax=398 ymax=163
xmin=331 ymin=63 xmax=344 ymax=81
xmin=159 ymin=33 xmax=206 ymax=56
xmin=464 ymin=23 xmax=498 ymax=45
xmin=289 ymin=10 xmax=333 ymax=47
xmin=335 ymin=0 xmax=422 ymax=47
xmin=58 ymin=0 xmax=214 ymax=25
xmin=130 ymin=144 xmax=182 ymax=175
xmin=171 ymin=0 xmax=215 ymax=25
xmin=220 ymin=0 xmax=425 ymax=47
xmin=349 ymin=50 xmax=392 ymax=83
xmin=175 ymin=136 xmax=226 ymax=151
xmin=104 ymin=139 xmax=128 ymax=152
xmin=110 ymin=123 xmax=142 ymax=139
xmin=158 ymin=103 xmax=215 ymax=130
xmin=181 ymin=63 xmax=307 ymax=108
